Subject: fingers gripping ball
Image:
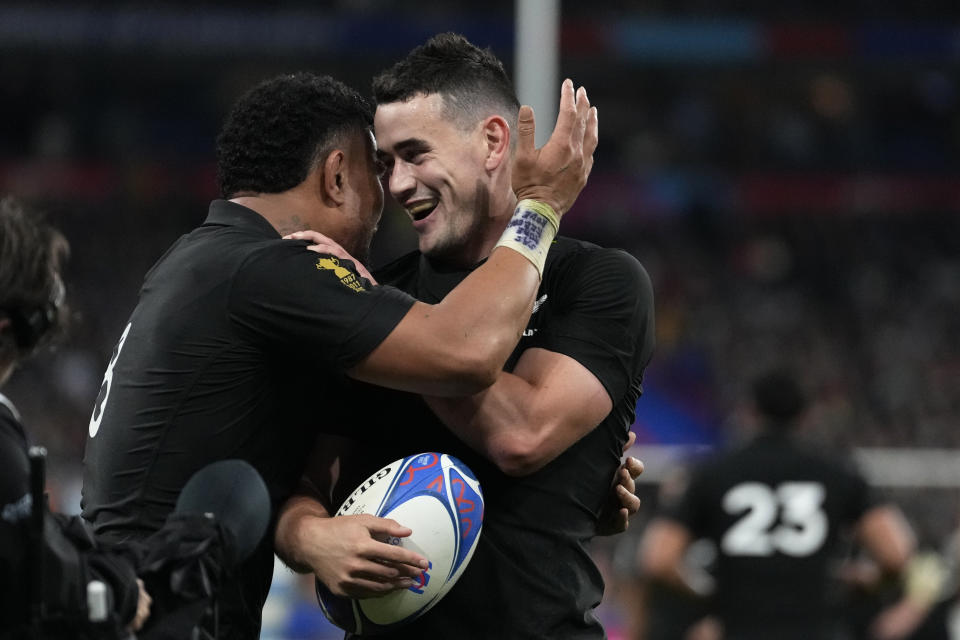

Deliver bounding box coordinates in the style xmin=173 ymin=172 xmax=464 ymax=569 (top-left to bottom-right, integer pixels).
xmin=316 ymin=453 xmax=484 ymax=634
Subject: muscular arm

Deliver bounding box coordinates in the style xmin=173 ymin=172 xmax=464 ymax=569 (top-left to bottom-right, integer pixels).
xmin=348 ymin=247 xmax=542 ymax=396
xmin=425 ymin=347 xmax=612 ymax=476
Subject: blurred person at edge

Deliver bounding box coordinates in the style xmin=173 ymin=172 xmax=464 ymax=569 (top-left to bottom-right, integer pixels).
xmin=274 ymin=33 xmax=653 ymax=639
xmin=843 ymin=537 xmax=955 ymax=639
xmin=641 ymin=368 xmax=915 ymax=640
xmin=0 ymin=197 xmax=152 ymax=638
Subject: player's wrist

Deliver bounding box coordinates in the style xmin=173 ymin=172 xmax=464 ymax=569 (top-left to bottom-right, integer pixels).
xmin=512 ymin=188 xmax=564 ymax=217
xmin=493 ymin=199 xmax=559 ymax=278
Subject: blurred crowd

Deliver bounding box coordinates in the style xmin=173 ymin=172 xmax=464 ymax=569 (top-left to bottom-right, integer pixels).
xmin=1 ymin=2 xmax=958 ymax=637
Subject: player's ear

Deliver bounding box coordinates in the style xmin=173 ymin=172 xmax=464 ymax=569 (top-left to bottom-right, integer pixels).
xmin=482 ymin=115 xmax=510 ymax=171
xmin=319 ymin=148 xmax=347 ymax=206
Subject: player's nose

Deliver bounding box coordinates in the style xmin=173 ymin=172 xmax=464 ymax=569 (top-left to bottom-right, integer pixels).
xmin=388 ymin=161 xmax=417 ymax=202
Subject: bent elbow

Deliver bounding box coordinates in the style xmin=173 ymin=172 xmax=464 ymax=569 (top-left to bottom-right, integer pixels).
xmin=460 ymin=357 xmax=500 ymax=391
xmin=497 ymin=457 xmax=545 ymax=477
xmin=439 ymin=352 xmax=500 ymax=396
xmin=489 ymin=434 xmax=549 ymax=477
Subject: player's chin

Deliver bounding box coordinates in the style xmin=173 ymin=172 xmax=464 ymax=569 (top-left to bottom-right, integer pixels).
xmin=417 ymin=232 xmax=439 ymax=256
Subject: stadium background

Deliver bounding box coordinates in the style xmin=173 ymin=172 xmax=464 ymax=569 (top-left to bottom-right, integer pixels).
xmin=1 ymin=1 xmax=958 ymax=637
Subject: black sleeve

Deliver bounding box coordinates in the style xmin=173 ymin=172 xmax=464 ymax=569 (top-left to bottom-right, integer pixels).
xmin=0 ymin=408 xmax=31 ymax=631
xmin=0 ymin=406 xmax=29 ymax=508
xmin=527 ymin=248 xmax=655 ymax=403
xmin=229 ymin=243 xmax=417 ymax=371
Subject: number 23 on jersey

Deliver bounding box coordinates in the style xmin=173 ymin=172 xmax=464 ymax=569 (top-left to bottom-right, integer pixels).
xmin=721 ymin=481 xmax=828 ymax=558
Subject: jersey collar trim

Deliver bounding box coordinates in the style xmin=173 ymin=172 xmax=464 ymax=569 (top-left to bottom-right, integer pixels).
xmin=205 ymin=200 xmax=282 ymax=238
xmin=0 ymin=392 xmax=21 ymax=422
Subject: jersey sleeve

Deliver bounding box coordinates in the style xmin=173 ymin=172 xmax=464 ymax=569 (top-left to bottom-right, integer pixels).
xmin=228 ymin=242 xmax=417 ymax=371
xmin=527 ymin=248 xmax=655 ymax=403
xmin=0 ymin=409 xmax=30 ymax=512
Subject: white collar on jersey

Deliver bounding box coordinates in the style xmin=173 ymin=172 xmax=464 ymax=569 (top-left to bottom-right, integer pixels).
xmin=0 ymin=392 xmax=21 ymax=422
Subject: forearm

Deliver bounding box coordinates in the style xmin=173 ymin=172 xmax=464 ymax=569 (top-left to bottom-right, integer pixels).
xmin=413 ymin=247 xmax=541 ymax=389
xmin=349 ymin=247 xmax=542 ymax=398
xmin=860 ymin=505 xmax=916 ymax=575
xmin=426 ymin=389 xmax=592 ymax=478
xmin=426 ymin=349 xmax=612 ymax=475
xmin=427 ymin=375 xmax=548 ymax=475
xmin=274 ymin=494 xmax=331 ymax=574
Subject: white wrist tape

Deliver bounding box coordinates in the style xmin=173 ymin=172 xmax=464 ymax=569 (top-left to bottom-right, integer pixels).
xmin=493 ymin=199 xmax=560 ymax=278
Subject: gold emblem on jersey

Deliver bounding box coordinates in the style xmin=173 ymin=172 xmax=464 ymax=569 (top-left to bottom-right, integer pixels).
xmin=315 ymin=256 xmax=365 ymax=292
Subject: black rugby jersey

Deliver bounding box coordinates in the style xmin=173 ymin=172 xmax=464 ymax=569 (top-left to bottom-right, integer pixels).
xmin=80 ymin=200 xmax=416 ymax=639
xmin=334 ymin=236 xmax=656 ymax=639
xmin=662 ymin=432 xmax=876 ymax=640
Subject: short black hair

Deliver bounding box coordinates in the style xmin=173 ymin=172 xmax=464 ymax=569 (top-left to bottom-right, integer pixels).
xmin=752 ymin=368 xmax=808 ymax=427
xmin=372 ymin=32 xmax=520 ymax=132
xmin=0 ymin=197 xmax=69 ymax=357
xmin=216 ymin=72 xmax=373 ymax=198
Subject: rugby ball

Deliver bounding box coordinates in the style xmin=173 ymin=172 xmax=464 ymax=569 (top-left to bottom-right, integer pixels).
xmin=316 ymin=452 xmax=484 ymax=634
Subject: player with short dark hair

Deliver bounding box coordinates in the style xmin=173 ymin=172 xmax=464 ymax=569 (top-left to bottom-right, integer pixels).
xmin=274 ymin=33 xmax=654 ymax=638
xmin=216 ymin=73 xmax=375 ymax=226
xmin=371 ymin=31 xmax=520 ymax=138
xmin=0 ymin=197 xmax=152 ymax=638
xmin=81 ymin=69 xmax=598 ymax=640
xmin=640 ymin=368 xmax=915 ymax=640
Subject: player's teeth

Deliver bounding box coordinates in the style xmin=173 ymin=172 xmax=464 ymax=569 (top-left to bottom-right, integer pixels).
xmin=407 ymin=201 xmax=437 ymax=215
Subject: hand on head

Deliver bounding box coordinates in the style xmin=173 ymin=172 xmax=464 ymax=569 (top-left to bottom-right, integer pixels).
xmin=512 ymin=79 xmax=599 ymax=217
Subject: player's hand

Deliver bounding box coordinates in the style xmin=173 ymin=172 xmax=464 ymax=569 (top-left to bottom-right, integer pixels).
xmin=597 ymin=430 xmax=644 ymax=536
xmin=296 ymin=513 xmax=429 ymax=598
xmin=512 ymin=78 xmax=598 ymax=216
xmin=284 ymin=230 xmax=378 ymax=285
xmin=870 ymin=599 xmax=929 ymax=640
xmin=127 ymin=578 xmax=152 ymax=632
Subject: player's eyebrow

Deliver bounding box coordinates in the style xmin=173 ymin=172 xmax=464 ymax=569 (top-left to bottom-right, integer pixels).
xmin=384 ymin=138 xmax=431 ymax=156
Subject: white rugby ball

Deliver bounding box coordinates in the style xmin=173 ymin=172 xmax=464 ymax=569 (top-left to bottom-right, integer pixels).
xmin=316 ymin=452 xmax=484 ymax=634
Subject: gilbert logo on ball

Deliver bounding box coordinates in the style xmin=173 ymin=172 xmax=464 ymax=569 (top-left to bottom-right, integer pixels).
xmin=316 ymin=452 xmax=484 ymax=634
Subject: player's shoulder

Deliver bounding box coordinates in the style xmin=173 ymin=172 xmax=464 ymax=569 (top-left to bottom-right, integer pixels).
xmin=549 ymin=236 xmax=647 ymax=273
xmin=235 ymin=236 xmax=342 ymax=276
xmin=547 ymin=236 xmax=652 ymax=295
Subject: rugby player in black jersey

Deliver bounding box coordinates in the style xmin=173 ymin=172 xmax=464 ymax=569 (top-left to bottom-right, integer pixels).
xmin=275 ymin=34 xmax=654 ymax=639
xmin=640 ymin=369 xmax=915 ymax=640
xmin=81 ymin=69 xmax=600 ymax=639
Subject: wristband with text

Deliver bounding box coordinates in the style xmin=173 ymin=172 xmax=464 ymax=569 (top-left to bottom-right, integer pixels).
xmin=493 ymin=199 xmax=560 ymax=278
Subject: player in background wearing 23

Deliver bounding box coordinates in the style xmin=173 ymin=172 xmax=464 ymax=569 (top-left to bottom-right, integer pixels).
xmin=640 ymin=369 xmax=915 ymax=640
xmin=275 ymin=33 xmax=654 ymax=639
xmin=81 ymin=70 xmax=597 ymax=640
